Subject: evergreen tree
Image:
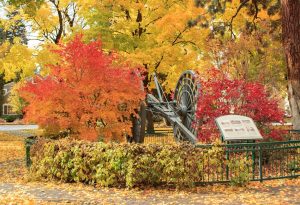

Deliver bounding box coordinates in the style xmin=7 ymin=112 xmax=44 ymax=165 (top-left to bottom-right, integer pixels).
xmin=0 ymin=10 xmax=27 ymax=116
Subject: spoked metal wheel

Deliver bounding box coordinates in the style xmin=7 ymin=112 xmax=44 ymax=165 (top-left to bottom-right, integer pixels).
xmin=173 ymin=124 xmax=185 ymax=141
xmin=173 ymin=70 xmax=200 ymax=141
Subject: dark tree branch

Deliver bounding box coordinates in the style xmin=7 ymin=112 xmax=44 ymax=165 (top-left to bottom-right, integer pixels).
xmin=63 ymin=2 xmax=77 ymax=28
xmin=154 ymin=55 xmax=164 ymax=72
xmin=120 ymin=6 xmax=131 ymax=20
xmin=172 ymin=40 xmax=198 ymax=47
xmin=49 ymin=0 xmax=64 ymax=44
xmin=253 ymin=0 xmax=259 ymax=21
xmin=172 ymin=26 xmax=188 ymax=46
xmin=26 ymin=38 xmax=45 ymax=42
xmin=145 ymin=16 xmax=162 ymax=27
xmin=229 ymin=0 xmax=250 ymax=39
xmin=252 ymin=0 xmax=260 ymax=28
xmin=71 ymin=4 xmax=77 ymax=24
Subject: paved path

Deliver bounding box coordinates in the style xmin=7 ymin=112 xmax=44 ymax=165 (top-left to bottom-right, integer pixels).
xmin=0 ymin=159 xmax=299 ymax=204
xmin=0 ymin=124 xmax=39 ymax=137
xmin=0 ymin=124 xmax=38 ymax=131
xmin=0 ymin=181 xmax=299 ymax=205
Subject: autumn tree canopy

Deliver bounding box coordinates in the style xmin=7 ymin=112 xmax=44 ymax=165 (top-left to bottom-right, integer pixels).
xmin=78 ymin=0 xmax=208 ymax=90
xmin=20 ymin=35 xmax=145 ymax=141
xmin=0 ymin=0 xmax=286 ymax=92
xmin=1 ymin=0 xmax=299 ymax=134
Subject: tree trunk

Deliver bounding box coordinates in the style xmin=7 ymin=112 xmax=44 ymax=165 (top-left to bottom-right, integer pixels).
xmin=281 ymin=0 xmax=300 ymax=129
xmin=0 ymin=74 xmax=5 ymax=117
xmin=146 ymin=110 xmax=154 ymax=134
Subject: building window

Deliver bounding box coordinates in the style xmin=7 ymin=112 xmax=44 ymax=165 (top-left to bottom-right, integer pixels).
xmin=3 ymin=104 xmax=16 ymax=115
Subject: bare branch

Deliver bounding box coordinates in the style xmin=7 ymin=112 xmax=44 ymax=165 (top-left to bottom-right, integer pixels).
xmin=229 ymin=0 xmax=250 ymax=39
xmin=154 ymin=55 xmax=164 ymax=72
xmin=49 ymin=0 xmax=64 ymax=44
xmin=145 ymin=16 xmax=162 ymax=28
xmin=26 ymin=38 xmax=45 ymax=42
xmin=172 ymin=26 xmax=188 ymax=46
xmin=251 ymin=0 xmax=261 ymax=29
xmin=63 ymin=2 xmax=78 ymax=28
xmin=172 ymin=40 xmax=198 ymax=47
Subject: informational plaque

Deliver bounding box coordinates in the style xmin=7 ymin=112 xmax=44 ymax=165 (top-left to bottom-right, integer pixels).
xmin=215 ymin=115 xmax=263 ymax=141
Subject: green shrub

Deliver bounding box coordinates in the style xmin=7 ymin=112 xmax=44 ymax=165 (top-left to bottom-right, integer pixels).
xmin=29 ymin=139 xmax=250 ymax=188
xmin=2 ymin=115 xmax=21 ymax=122
xmin=228 ymin=156 xmax=252 ymax=186
xmin=288 ymin=148 xmax=300 ymax=174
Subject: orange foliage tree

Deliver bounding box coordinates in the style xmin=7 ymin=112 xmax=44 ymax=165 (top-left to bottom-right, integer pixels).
xmin=20 ymin=35 xmax=145 ymax=141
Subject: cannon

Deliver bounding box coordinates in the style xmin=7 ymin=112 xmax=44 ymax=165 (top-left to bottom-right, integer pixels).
xmin=130 ymin=70 xmax=200 ymax=144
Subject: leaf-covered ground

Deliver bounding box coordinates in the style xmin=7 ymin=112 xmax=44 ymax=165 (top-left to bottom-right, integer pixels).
xmin=0 ymin=132 xmax=299 ymax=205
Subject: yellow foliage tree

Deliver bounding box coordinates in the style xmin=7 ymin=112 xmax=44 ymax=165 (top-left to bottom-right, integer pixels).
xmin=0 ymin=0 xmax=287 ymax=112
xmin=0 ymin=0 xmax=84 ymax=79
xmin=193 ymin=0 xmax=286 ymax=98
xmin=78 ymin=0 xmax=211 ymax=91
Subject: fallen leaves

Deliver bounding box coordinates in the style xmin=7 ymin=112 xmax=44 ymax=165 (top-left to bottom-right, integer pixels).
xmin=0 ymin=132 xmax=299 ymax=204
xmin=0 ymin=132 xmax=24 ymax=141
xmin=0 ymin=193 xmax=35 ymax=205
xmin=0 ymin=132 xmax=27 ymax=183
xmin=0 ymin=141 xmax=24 ymax=163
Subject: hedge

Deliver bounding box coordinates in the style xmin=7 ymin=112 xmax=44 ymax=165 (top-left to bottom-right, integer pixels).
xmin=1 ymin=115 xmax=22 ymax=122
xmin=29 ymin=138 xmax=250 ymax=188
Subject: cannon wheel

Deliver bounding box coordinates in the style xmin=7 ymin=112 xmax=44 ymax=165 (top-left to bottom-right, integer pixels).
xmin=129 ymin=102 xmax=146 ymax=143
xmin=173 ymin=70 xmax=200 ymax=141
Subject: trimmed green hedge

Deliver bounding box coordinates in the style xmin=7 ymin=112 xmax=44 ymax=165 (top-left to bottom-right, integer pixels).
xmin=29 ymin=139 xmax=249 ymax=188
xmin=2 ymin=115 xmax=21 ymax=122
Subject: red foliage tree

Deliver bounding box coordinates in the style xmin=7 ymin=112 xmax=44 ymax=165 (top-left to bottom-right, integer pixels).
xmin=20 ymin=35 xmax=145 ymax=141
xmin=196 ymin=68 xmax=286 ymax=142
